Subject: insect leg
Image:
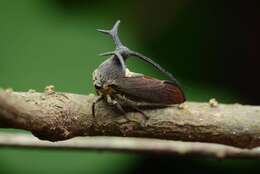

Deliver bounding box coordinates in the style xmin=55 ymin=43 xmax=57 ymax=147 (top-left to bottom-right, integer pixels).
xmin=106 ymin=95 xmax=126 ymax=115
xmin=107 ymin=95 xmax=147 ymax=126
xmin=115 ymin=94 xmax=149 ymax=120
xmin=113 ymin=101 xmax=127 ymax=116
xmin=92 ymin=96 xmax=103 ymax=118
xmin=106 ymin=94 xmax=132 ymax=122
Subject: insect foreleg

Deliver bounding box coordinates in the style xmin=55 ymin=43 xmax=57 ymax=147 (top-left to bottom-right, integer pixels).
xmin=92 ymin=96 xmax=103 ymax=118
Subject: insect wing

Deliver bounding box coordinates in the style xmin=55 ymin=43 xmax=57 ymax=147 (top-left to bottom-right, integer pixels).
xmin=111 ymin=76 xmax=185 ymax=104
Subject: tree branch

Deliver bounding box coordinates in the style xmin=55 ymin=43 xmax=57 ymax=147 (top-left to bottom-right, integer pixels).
xmin=1 ymin=132 xmax=260 ymax=159
xmin=1 ymin=88 xmax=260 ymax=150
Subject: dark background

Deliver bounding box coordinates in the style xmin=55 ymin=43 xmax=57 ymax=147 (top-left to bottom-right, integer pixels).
xmin=0 ymin=0 xmax=259 ymax=173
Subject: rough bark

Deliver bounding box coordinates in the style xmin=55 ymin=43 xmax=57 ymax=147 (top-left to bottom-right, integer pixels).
xmin=1 ymin=88 xmax=260 ymax=149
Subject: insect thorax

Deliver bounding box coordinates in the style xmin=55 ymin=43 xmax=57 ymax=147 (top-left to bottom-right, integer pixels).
xmin=93 ymin=57 xmax=125 ymax=88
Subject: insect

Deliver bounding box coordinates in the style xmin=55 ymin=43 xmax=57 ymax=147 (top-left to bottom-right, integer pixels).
xmin=92 ymin=20 xmax=185 ymax=119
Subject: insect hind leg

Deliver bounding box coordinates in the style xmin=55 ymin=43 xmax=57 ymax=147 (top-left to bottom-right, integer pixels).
xmin=106 ymin=95 xmax=125 ymax=114
xmin=106 ymin=94 xmax=149 ymax=126
xmin=114 ymin=94 xmax=149 ymax=126
xmin=111 ymin=99 xmax=127 ymax=115
xmin=106 ymin=95 xmax=132 ymax=122
xmin=128 ymin=104 xmax=149 ymax=120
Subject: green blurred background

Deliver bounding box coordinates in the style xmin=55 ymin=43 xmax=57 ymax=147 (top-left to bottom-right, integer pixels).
xmin=0 ymin=0 xmax=259 ymax=173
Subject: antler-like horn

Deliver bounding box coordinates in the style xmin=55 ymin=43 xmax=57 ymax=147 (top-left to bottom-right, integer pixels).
xmin=97 ymin=20 xmax=123 ymax=49
xmin=97 ymin=20 xmax=181 ymax=86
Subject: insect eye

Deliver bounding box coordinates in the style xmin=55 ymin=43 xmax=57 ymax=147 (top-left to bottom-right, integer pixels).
xmin=95 ymin=85 xmax=102 ymax=90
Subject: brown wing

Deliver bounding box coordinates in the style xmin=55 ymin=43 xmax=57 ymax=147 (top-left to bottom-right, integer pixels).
xmin=111 ymin=76 xmax=185 ymax=104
